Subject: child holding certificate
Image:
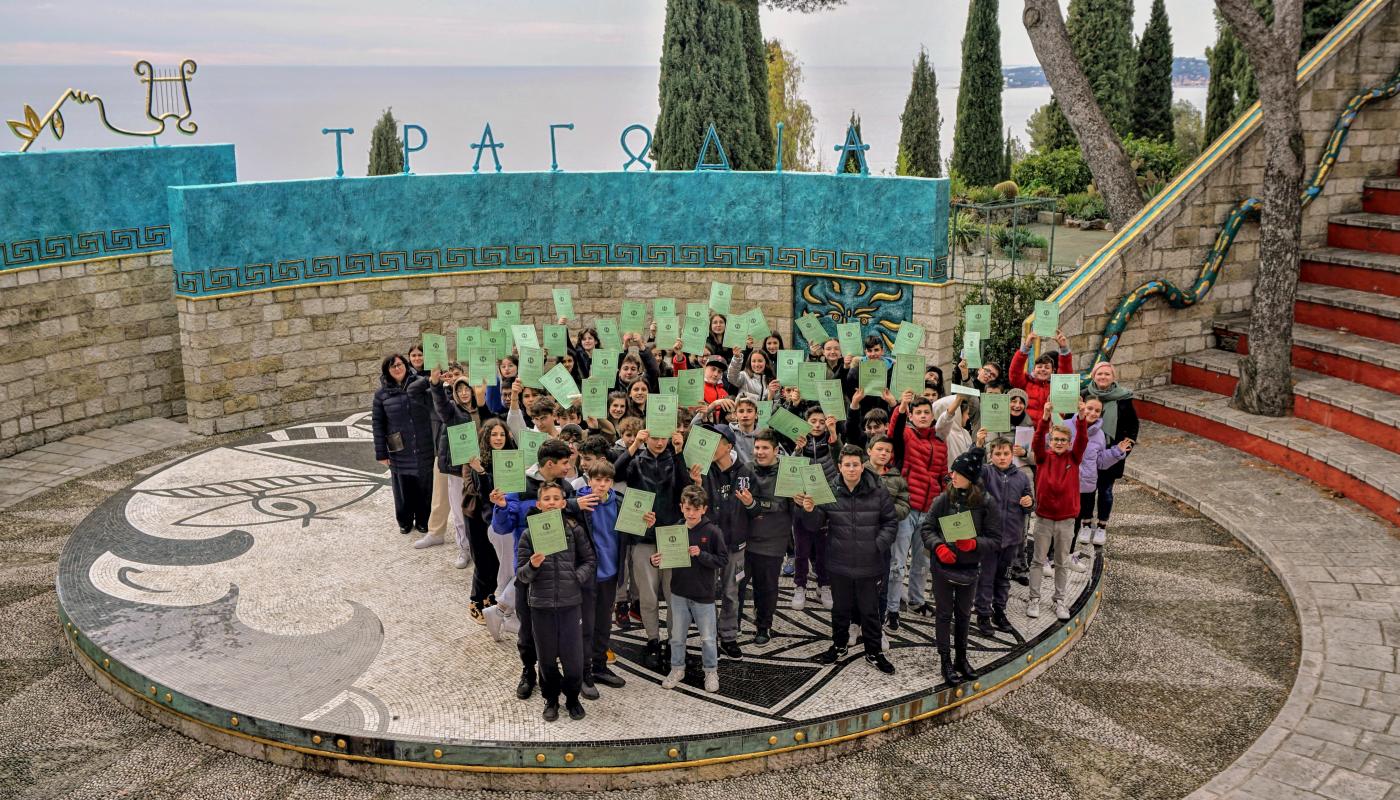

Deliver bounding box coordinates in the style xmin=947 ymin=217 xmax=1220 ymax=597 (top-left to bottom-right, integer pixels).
xmin=654 ymin=485 xmax=729 ymax=693
xmin=921 ymin=448 xmax=999 ymax=687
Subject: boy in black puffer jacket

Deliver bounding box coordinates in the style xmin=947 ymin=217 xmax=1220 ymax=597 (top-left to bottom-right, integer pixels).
xmin=921 ymin=447 xmax=1001 ymax=688
xmin=744 ymin=430 xmax=793 ymax=644
xmin=516 ymin=481 xmax=596 ymax=723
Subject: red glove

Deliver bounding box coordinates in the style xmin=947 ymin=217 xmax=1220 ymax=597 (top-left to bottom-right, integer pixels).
xmin=934 ymin=543 xmax=956 ymax=564
xmin=954 ymin=538 xmax=977 ymax=552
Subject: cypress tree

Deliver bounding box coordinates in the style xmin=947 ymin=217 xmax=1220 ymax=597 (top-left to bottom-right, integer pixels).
xmin=1204 ymin=23 xmax=1238 ymax=143
xmin=1066 ymin=0 xmax=1135 ymax=136
xmin=1043 ymin=99 xmax=1078 ymax=152
xmin=896 ymin=47 xmax=942 ymax=178
xmin=737 ymin=0 xmax=774 ymax=169
xmin=842 ymin=111 xmax=864 ymax=174
xmin=1132 ymin=0 xmax=1175 ymax=142
xmin=950 ymin=0 xmax=1003 ymax=186
xmin=655 ymin=0 xmax=761 ymax=170
xmin=1231 ymin=39 xmax=1258 ymax=117
xmin=367 ymin=108 xmax=403 ymax=176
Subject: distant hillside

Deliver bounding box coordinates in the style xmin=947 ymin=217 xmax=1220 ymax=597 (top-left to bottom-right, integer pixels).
xmin=1002 ymin=57 xmax=1209 ymax=88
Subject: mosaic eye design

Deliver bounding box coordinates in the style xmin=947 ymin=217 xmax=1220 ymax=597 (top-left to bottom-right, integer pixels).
xmin=141 ymin=474 xmax=383 ymax=529
xmin=793 ymin=277 xmax=912 ymax=351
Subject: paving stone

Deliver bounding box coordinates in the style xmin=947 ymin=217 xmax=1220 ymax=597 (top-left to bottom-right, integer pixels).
xmin=1316 ymin=767 xmax=1392 ymax=800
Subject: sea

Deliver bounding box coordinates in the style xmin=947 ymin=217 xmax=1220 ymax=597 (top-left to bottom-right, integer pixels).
xmin=0 ymin=66 xmax=1208 ymax=182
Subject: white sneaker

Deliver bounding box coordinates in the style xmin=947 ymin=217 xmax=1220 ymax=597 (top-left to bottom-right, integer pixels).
xmin=1092 ymin=526 xmax=1107 ymax=546
xmin=1077 ymin=526 xmax=1091 ymax=545
xmin=413 ymin=532 xmax=445 ymax=549
xmin=820 ymin=586 xmax=833 ymax=609
xmin=790 ymin=590 xmax=807 ymax=611
xmin=807 ymin=586 xmax=820 ymax=601
xmin=662 ymin=667 xmax=686 ymax=690
xmin=1041 ymin=561 xmax=1053 ymax=577
xmin=1054 ymin=601 xmax=1070 ymax=621
xmin=1067 ymin=553 xmax=1089 ymax=574
xmin=483 ymin=605 xmax=505 ymax=641
xmin=703 ymin=670 xmax=719 ymax=693
xmin=502 ymin=614 xmax=521 ymax=636
xmin=1026 ymin=598 xmax=1041 ymax=618
xmin=454 ymin=547 xmax=471 ymax=569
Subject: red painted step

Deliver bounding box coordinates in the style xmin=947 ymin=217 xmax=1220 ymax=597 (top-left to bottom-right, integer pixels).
xmin=1293 ymin=284 xmax=1400 ymax=344
xmin=1365 ymin=179 xmax=1400 ymax=216
xmin=1329 ymin=213 xmax=1400 ymax=255
xmin=1214 ymin=317 xmax=1400 ymax=394
xmin=1169 ymin=350 xmax=1400 ymax=455
xmin=1300 ymin=247 xmax=1400 ymax=298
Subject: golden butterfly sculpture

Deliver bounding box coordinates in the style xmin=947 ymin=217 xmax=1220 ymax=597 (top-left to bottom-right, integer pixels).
xmin=7 ymin=59 xmax=198 ymax=153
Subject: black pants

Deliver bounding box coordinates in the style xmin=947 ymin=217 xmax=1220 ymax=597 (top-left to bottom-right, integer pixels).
xmin=581 ymin=578 xmax=618 ymax=674
xmin=389 ymin=469 xmax=431 ymax=530
xmin=746 ymin=552 xmax=783 ymax=632
xmin=975 ymin=542 xmax=1020 ymax=617
xmin=467 ymin=515 xmax=498 ymax=605
xmin=932 ymin=575 xmax=975 ymax=656
xmin=516 ymin=581 xmax=536 ymax=669
xmin=830 ymin=574 xmax=882 ymax=655
xmin=1077 ymin=491 xmax=1097 ymax=531
xmin=532 ymin=604 xmax=584 ymax=703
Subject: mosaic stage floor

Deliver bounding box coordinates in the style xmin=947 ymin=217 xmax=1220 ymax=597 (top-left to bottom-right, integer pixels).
xmin=54 ymin=413 xmax=1099 ymax=778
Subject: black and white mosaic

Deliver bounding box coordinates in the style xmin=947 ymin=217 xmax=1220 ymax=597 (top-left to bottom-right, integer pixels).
xmin=56 ymin=413 xmax=1093 ymax=745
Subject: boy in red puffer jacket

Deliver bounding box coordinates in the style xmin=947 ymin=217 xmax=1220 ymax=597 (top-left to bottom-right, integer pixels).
xmin=1009 ymin=331 xmax=1074 ymax=422
xmin=887 ymin=391 xmax=948 ymax=618
xmin=1028 ymin=400 xmax=1089 ymax=623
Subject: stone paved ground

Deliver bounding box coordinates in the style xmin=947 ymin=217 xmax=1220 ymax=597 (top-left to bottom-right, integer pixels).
xmin=0 ymin=423 xmax=1298 ymax=799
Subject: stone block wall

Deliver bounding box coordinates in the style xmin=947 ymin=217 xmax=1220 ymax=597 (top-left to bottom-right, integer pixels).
xmin=177 ymin=269 xmax=797 ymax=435
xmin=1055 ymin=1 xmax=1400 ymax=387
xmin=0 ymin=254 xmax=184 ymax=457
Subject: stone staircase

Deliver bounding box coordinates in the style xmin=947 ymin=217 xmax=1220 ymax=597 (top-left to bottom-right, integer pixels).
xmin=1136 ymin=168 xmax=1400 ymax=528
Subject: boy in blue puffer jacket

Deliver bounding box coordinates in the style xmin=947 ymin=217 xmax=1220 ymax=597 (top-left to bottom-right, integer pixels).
xmin=974 ymin=430 xmax=1034 ymax=636
xmin=577 ymin=461 xmax=639 ymax=699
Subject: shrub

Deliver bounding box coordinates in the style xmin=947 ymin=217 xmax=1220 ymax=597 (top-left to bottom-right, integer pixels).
xmin=964 ymin=184 xmax=1002 ymax=204
xmin=1058 ymin=191 xmax=1107 ymax=221
xmin=1011 ymin=148 xmax=1093 ymax=195
xmin=1123 ymin=135 xmax=1182 ymax=185
xmin=953 ymin=273 xmax=1063 ymax=373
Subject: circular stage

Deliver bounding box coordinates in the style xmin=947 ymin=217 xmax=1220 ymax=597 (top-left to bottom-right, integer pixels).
xmin=55 ymin=413 xmax=1102 ymax=788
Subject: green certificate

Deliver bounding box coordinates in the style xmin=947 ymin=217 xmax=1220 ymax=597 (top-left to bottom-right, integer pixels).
xmin=485 ymin=326 xmax=509 ymax=360
xmin=965 ymin=304 xmax=992 ymax=337
xmin=595 ymin=318 xmax=623 ymax=353
xmin=591 ymin=350 xmax=617 ymax=380
xmin=678 ymin=370 xmax=705 ymax=407
xmin=543 ymin=324 xmax=569 ymax=358
xmin=656 ymin=525 xmax=692 ymax=569
xmin=745 ymin=308 xmax=771 ymax=342
xmin=422 ymin=333 xmax=449 ymax=370
xmin=517 ymin=346 xmax=545 ymax=388
xmin=492 ymin=449 xmax=526 ymax=494
xmin=468 ymin=347 xmax=496 ymax=387
xmin=527 ymin=508 xmax=568 ymax=556
xmin=655 ymin=314 xmax=680 ymax=345
xmin=796 ymin=314 xmax=829 ymax=347
xmin=709 ymin=281 xmax=732 ymax=315
xmin=951 ymin=383 xmax=980 ymax=397
xmin=801 ymin=464 xmax=837 ymax=506
xmin=519 ymin=429 xmax=549 ymax=465
xmin=893 ymin=321 xmax=924 ymax=356
xmin=1032 ymin=300 xmax=1059 ymax=338
xmin=723 ymin=312 xmax=747 ymax=349
xmin=683 ymin=425 xmax=722 ymax=469
xmin=938 ymin=510 xmax=976 ymax=543
xmin=964 ymin=330 xmax=982 ymax=369
xmin=774 ymin=456 xmax=810 ymax=497
xmin=457 ymin=326 xmax=483 ymax=359
xmin=621 ymin=300 xmax=648 ymax=335
xmin=646 ymin=394 xmax=677 ymax=438
xmin=541 ymin=363 xmax=580 ymax=407
xmin=776 ymin=350 xmax=803 ymax=386
xmin=685 ymin=301 xmax=708 ymax=323
xmin=553 ymin=288 xmax=574 ymax=320
xmin=512 ymin=324 xmax=539 ymax=351
xmin=496 ymin=301 xmax=521 ymax=326
xmin=891 ymin=354 xmax=924 ymax=398
xmin=837 ymin=321 xmax=862 ymax=357
xmin=616 ymin=488 xmax=655 ymax=536
xmin=797 ymin=362 xmax=825 ymax=398
xmin=654 ymin=298 xmax=676 ymax=319
xmin=981 ymin=394 xmax=1012 ymax=433
xmin=1050 ymin=373 xmax=1080 ymax=414
xmin=682 ymin=315 xmax=708 ymax=356
xmin=581 ymin=376 xmax=610 ymax=419
xmin=860 ymin=358 xmax=888 ymax=395
xmin=756 ymin=399 xmax=774 ymax=431
xmin=658 ymin=376 xmax=678 ymax=397
xmin=767 ymin=407 xmax=811 ymax=441
xmin=446 ymin=421 xmax=479 ymax=466
xmin=815 ymin=378 xmax=846 ymax=422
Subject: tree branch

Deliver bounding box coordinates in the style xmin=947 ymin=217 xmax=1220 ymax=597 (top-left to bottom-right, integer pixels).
xmin=1216 ymin=0 xmax=1275 ymax=56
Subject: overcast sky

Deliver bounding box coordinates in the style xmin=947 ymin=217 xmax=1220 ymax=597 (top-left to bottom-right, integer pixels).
xmin=2 ymin=1 xmax=1217 ymax=68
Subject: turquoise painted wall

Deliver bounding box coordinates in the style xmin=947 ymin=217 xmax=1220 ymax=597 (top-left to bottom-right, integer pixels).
xmin=168 ymin=171 xmax=949 ymax=298
xmin=0 ymin=144 xmax=236 ymax=272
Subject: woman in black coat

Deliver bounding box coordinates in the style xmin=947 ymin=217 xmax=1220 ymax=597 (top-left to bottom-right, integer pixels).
xmin=1083 ymin=361 xmax=1139 ymax=546
xmin=372 ymin=353 xmax=435 ymax=534
xmin=921 ymin=447 xmax=1000 ymax=687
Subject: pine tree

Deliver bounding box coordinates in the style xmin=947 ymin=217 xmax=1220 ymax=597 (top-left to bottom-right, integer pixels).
xmin=655 ymin=0 xmax=761 ymax=170
xmin=1204 ymin=23 xmax=1238 ymax=144
xmin=896 ymin=47 xmax=942 ymax=178
xmin=738 ymin=0 xmax=774 ymax=169
xmin=842 ymin=111 xmax=864 ymax=174
xmin=1065 ymin=0 xmax=1135 ymax=136
xmin=367 ymin=108 xmax=403 ymax=176
xmin=766 ymin=39 xmax=820 ymax=170
xmin=1131 ymin=0 xmax=1174 ymax=142
xmin=950 ymin=0 xmax=1003 ymax=185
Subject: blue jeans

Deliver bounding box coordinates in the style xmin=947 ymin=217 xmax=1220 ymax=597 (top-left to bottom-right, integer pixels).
xmin=886 ymin=514 xmax=916 ymax=613
xmin=669 ymin=595 xmax=718 ymax=671
xmin=905 ymin=509 xmax=931 ymax=607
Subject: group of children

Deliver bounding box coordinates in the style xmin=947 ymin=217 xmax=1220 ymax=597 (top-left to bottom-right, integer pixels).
xmin=368 ymin=296 xmax=1138 ymax=717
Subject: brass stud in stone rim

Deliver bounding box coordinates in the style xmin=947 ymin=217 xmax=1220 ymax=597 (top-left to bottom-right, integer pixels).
xmin=535 ymin=753 xmax=546 ymax=763
xmin=768 ymin=736 xmax=778 ymax=745
xmin=667 ymin=748 xmax=678 ymax=759
xmin=164 ymin=693 xmax=172 ymax=703
xmin=102 ymin=658 xmax=110 ymax=669
xmin=149 ymin=686 xmax=157 ymax=695
xmin=973 ymin=682 xmax=982 ymax=691
xmin=433 ymin=749 xmax=443 ymax=760
xmin=336 ymin=739 xmax=346 ymax=750
xmin=312 ymin=735 xmax=322 ymax=745
xmin=794 ymin=731 xmax=805 ymax=742
xmin=565 ymin=752 xmax=576 ymax=763
xmin=881 ymin=711 xmax=891 ymax=722
xmin=1026 ymin=654 xmax=1034 ymax=663
xmin=230 ymin=716 xmax=239 ymax=727
xmin=955 ymin=688 xmax=964 ymax=698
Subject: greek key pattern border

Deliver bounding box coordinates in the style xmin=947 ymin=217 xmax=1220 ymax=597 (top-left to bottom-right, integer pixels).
xmin=173 ymin=243 xmax=950 ymax=297
xmin=2 ymin=225 xmax=171 ymax=270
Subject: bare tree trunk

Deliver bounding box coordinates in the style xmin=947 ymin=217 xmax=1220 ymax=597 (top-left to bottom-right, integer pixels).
xmin=1021 ymin=0 xmax=1143 ymax=230
xmin=1219 ymin=0 xmax=1303 ymax=417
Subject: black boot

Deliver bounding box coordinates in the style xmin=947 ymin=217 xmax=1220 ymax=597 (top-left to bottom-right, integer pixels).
xmin=939 ymin=652 xmax=960 ymax=686
xmin=992 ymin=611 xmax=1014 ymax=632
xmin=642 ymin=638 xmax=661 ymax=670
xmin=976 ymin=614 xmax=996 ymax=636
xmin=954 ymin=653 xmax=976 ymax=681
xmin=885 ymin=611 xmax=900 ymax=632
xmin=516 ymin=665 xmax=537 ymax=700
xmin=565 ymin=697 xmax=586 ymax=720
